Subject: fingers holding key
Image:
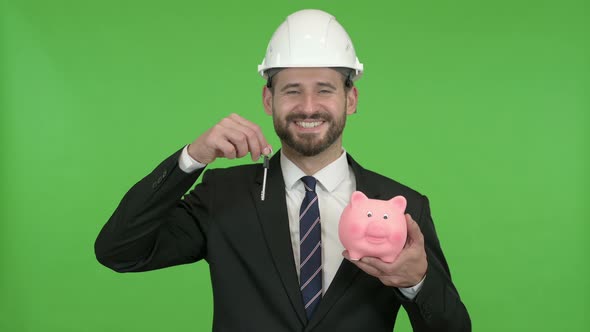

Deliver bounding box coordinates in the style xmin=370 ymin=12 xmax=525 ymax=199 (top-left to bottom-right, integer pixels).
xmin=188 ymin=114 xmax=272 ymax=164
xmin=227 ymin=113 xmax=271 ymax=161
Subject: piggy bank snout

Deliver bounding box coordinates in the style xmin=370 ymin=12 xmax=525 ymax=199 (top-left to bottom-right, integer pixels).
xmin=365 ymin=221 xmax=390 ymax=238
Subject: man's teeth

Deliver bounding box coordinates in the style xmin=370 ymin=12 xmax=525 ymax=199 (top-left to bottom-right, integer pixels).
xmin=297 ymin=121 xmax=322 ymax=128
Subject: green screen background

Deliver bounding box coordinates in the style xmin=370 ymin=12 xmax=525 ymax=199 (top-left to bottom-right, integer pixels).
xmin=1 ymin=0 xmax=588 ymax=331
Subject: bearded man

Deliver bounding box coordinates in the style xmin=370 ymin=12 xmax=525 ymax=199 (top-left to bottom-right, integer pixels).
xmin=95 ymin=9 xmax=471 ymax=332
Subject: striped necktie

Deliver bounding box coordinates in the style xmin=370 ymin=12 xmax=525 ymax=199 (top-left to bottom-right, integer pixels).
xmin=299 ymin=176 xmax=322 ymax=319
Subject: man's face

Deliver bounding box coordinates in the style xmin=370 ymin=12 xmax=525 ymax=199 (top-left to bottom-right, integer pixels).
xmin=263 ymin=68 xmax=358 ymax=157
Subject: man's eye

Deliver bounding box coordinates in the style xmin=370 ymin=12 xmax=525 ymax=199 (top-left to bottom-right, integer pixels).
xmin=319 ymin=90 xmax=333 ymax=94
xmin=286 ymin=90 xmax=299 ymax=95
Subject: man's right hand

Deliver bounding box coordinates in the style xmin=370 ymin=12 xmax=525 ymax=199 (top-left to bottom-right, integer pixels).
xmin=187 ymin=113 xmax=272 ymax=165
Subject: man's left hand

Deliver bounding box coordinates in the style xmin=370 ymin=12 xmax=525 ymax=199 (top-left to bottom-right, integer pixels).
xmin=343 ymin=214 xmax=428 ymax=288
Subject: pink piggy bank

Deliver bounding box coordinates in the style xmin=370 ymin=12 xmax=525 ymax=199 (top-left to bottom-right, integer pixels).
xmin=339 ymin=191 xmax=407 ymax=263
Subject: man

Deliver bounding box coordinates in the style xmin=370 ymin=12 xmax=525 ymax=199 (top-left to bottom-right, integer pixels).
xmin=95 ymin=9 xmax=471 ymax=331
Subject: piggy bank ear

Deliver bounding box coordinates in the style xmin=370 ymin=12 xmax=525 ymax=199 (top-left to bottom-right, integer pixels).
xmin=350 ymin=191 xmax=368 ymax=206
xmin=389 ymin=195 xmax=407 ymax=211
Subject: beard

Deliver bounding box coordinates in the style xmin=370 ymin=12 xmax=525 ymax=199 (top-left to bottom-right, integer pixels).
xmin=273 ymin=108 xmax=347 ymax=157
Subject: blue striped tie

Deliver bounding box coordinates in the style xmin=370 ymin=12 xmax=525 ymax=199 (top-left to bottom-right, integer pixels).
xmin=299 ymin=176 xmax=322 ymax=319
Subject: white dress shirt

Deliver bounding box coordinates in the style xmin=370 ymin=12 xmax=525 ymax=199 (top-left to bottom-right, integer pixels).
xmin=178 ymin=145 xmax=423 ymax=299
xmin=280 ymin=149 xmax=354 ymax=293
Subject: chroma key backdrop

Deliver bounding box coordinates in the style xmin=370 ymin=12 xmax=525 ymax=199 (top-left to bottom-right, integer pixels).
xmin=1 ymin=1 xmax=588 ymax=331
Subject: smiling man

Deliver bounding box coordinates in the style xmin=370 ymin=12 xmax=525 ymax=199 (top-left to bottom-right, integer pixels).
xmin=95 ymin=9 xmax=471 ymax=331
xmin=265 ymin=67 xmax=356 ymax=173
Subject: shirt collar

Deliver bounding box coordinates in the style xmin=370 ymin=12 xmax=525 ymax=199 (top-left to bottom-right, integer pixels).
xmin=280 ymin=149 xmax=350 ymax=193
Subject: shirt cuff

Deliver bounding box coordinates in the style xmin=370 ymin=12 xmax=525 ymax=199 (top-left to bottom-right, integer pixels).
xmin=178 ymin=145 xmax=207 ymax=173
xmin=397 ymin=275 xmax=426 ymax=300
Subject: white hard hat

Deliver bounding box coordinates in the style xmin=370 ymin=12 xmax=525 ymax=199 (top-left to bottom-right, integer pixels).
xmin=258 ymin=9 xmax=364 ymax=81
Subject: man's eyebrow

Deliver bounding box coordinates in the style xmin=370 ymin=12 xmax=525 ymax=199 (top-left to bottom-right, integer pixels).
xmin=317 ymin=82 xmax=337 ymax=90
xmin=280 ymin=83 xmax=301 ymax=92
xmin=279 ymin=82 xmax=338 ymax=91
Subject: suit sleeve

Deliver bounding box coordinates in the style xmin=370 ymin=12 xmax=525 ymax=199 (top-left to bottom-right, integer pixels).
xmin=94 ymin=148 xmax=212 ymax=272
xmin=398 ymin=195 xmax=472 ymax=331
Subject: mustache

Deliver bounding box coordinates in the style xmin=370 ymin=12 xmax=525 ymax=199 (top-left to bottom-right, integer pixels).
xmin=285 ymin=111 xmax=332 ymax=122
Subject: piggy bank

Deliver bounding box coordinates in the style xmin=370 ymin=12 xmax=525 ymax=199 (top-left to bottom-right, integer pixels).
xmin=339 ymin=191 xmax=407 ymax=263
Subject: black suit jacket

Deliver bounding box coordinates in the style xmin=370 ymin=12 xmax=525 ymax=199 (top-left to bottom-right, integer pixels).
xmin=95 ymin=148 xmax=470 ymax=331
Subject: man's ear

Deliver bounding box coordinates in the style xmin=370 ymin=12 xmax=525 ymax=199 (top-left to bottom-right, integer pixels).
xmin=262 ymin=86 xmax=273 ymax=115
xmin=346 ymin=86 xmax=359 ymax=115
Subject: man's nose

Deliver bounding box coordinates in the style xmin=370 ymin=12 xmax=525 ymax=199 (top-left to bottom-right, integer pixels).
xmin=301 ymin=93 xmax=318 ymax=114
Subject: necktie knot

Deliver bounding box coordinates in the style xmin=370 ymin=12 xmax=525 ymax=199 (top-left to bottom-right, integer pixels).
xmin=301 ymin=176 xmax=317 ymax=192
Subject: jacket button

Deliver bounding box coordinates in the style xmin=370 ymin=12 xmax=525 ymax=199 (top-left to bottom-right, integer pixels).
xmin=422 ymin=303 xmax=432 ymax=320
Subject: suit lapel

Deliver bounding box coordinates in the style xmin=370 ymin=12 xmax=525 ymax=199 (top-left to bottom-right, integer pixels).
xmin=251 ymin=153 xmax=307 ymax=325
xmin=307 ymin=153 xmax=384 ymax=329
